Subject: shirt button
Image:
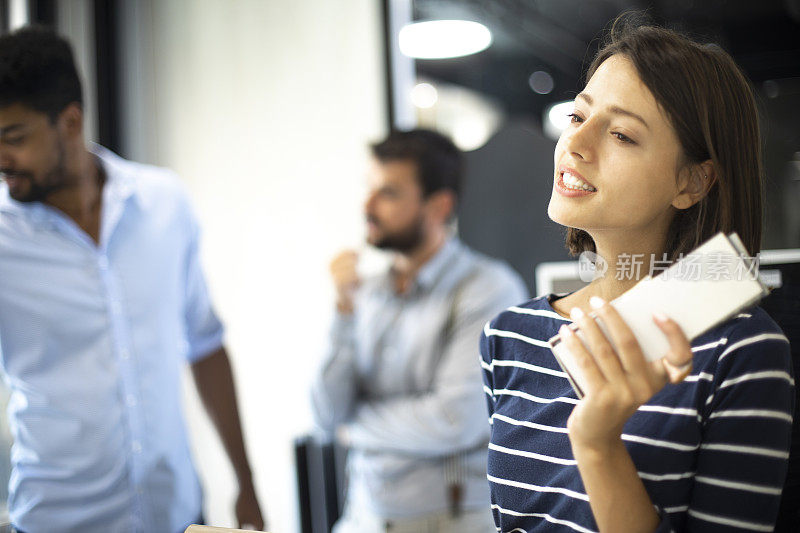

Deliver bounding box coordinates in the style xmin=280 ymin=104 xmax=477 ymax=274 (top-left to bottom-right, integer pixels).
xmin=126 ymin=395 xmax=137 ymax=407
xmin=120 ymin=349 xmax=130 ymax=360
xmin=98 ymin=256 xmax=109 ymax=270
xmin=111 ymin=301 xmax=122 ymax=314
xmin=131 ymin=441 xmax=142 ymax=453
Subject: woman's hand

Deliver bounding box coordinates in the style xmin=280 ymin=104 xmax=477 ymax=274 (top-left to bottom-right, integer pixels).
xmin=562 ymin=296 xmax=693 ymax=452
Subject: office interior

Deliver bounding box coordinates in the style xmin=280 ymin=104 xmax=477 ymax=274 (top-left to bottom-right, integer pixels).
xmin=0 ymin=0 xmax=798 ymax=532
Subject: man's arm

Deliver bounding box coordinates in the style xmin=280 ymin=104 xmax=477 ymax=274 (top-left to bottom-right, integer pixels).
xmin=177 ymin=190 xmax=264 ymax=528
xmin=342 ymin=269 xmax=527 ymax=456
xmin=310 ymin=313 xmax=361 ymax=433
xmin=191 ymin=346 xmax=264 ymax=530
xmin=310 ymin=251 xmax=363 ymax=434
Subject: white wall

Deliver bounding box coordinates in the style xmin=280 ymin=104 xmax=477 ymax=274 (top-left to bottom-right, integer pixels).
xmin=117 ymin=1 xmax=386 ymax=531
xmin=56 ymin=0 xmax=99 ymax=143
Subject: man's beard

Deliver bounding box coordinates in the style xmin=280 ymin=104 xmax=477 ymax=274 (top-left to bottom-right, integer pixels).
xmin=3 ymin=142 xmax=68 ymax=203
xmin=370 ymin=215 xmax=425 ymax=253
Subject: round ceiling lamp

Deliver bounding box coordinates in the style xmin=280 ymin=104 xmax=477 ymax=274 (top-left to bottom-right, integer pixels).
xmin=398 ymin=20 xmax=492 ymax=59
xmin=543 ymin=100 xmax=574 ymax=141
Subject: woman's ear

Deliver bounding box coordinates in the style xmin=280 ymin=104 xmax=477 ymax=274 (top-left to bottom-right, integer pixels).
xmin=672 ymin=160 xmax=716 ymax=210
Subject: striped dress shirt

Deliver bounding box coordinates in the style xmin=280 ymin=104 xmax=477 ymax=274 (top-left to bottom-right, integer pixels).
xmin=481 ymin=293 xmax=794 ymax=532
xmin=312 ymin=238 xmax=528 ymax=520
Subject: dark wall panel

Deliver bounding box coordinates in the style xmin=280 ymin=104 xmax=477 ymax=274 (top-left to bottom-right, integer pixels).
xmin=458 ymin=118 xmax=573 ymax=294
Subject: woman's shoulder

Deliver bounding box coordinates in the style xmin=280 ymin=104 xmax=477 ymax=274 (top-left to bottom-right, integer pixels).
xmin=697 ymin=305 xmax=787 ymax=347
xmin=693 ymin=305 xmax=792 ymax=374
xmin=485 ymin=294 xmax=572 ymax=339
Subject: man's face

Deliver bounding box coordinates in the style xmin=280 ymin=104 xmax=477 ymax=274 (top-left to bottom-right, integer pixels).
xmin=0 ymin=103 xmax=67 ymax=203
xmin=364 ymin=158 xmax=427 ymax=253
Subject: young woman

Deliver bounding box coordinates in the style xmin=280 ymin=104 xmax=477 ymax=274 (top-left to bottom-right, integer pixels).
xmin=481 ymin=20 xmax=794 ymax=533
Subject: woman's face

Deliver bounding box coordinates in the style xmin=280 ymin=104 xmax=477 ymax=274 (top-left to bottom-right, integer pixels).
xmin=548 ymin=54 xmax=687 ymax=244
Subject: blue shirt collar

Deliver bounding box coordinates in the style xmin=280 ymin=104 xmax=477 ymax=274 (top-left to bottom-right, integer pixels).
xmin=414 ymin=236 xmax=462 ymax=291
xmin=90 ymin=143 xmax=145 ymax=208
xmin=0 ymin=143 xmax=143 ymax=227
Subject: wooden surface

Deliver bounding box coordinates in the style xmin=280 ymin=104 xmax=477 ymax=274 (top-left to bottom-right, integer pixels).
xmin=184 ymin=526 xmax=268 ymax=533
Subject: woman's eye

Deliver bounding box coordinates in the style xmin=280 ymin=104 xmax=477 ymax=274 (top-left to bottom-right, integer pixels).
xmin=612 ymin=132 xmax=635 ymax=144
xmin=567 ymin=113 xmax=583 ymax=124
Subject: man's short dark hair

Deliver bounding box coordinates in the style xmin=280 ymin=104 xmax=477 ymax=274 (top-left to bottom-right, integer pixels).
xmin=370 ymin=128 xmax=463 ymax=199
xmin=0 ymin=26 xmax=83 ymax=121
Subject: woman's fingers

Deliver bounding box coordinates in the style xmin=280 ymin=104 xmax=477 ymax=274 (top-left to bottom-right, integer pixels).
xmin=559 ymin=323 xmax=606 ymax=390
xmin=588 ymin=297 xmax=649 ymax=376
xmin=561 ymin=298 xmax=694 ymax=398
xmin=569 ymin=306 xmax=626 ymax=383
xmin=653 ymin=312 xmax=694 ymax=384
xmin=660 ymin=359 xmax=693 ymax=383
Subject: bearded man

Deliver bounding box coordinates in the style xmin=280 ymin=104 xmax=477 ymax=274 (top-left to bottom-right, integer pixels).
xmin=0 ymin=27 xmax=263 ymax=532
xmin=311 ymin=129 xmax=527 ymax=533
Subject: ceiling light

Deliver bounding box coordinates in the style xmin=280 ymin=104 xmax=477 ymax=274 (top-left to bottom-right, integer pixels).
xmin=411 ymin=83 xmax=438 ymax=108
xmin=543 ymin=100 xmax=574 ymax=141
xmin=399 ymin=20 xmax=492 ymax=59
xmin=529 ymin=71 xmax=554 ymax=95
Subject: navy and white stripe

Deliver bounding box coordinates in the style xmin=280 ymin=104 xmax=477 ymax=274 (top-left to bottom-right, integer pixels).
xmin=481 ymin=294 xmax=794 ymax=532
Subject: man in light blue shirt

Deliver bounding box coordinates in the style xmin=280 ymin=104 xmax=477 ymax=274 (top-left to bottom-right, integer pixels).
xmin=0 ymin=27 xmax=263 ymax=532
xmin=311 ymin=129 xmax=528 ymax=532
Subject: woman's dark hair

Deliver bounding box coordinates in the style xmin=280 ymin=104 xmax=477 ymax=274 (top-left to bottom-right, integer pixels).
xmin=370 ymin=128 xmax=463 ymax=199
xmin=565 ymin=15 xmax=763 ymax=259
xmin=0 ymin=26 xmax=83 ymax=121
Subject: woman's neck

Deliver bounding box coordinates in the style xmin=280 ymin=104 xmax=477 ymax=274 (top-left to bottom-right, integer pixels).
xmin=552 ymin=229 xmax=668 ymax=318
xmin=591 ymin=248 xmax=659 ymax=300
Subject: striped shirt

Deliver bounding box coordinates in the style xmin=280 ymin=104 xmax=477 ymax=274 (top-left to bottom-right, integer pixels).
xmin=480 ymin=293 xmax=794 ymax=533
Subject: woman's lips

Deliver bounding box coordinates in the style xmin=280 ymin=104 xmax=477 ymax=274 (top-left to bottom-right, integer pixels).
xmin=557 ymin=165 xmax=596 ymax=189
xmin=555 ymin=173 xmax=597 ymax=198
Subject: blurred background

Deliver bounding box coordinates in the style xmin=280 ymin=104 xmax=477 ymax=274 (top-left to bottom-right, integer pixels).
xmin=0 ymin=0 xmax=797 ymax=532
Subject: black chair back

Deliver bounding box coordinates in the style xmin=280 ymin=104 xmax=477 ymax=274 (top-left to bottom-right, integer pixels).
xmin=295 ymin=436 xmax=347 ymax=533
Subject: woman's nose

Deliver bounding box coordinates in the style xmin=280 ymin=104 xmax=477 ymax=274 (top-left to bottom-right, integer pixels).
xmin=562 ymin=119 xmax=597 ymax=162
